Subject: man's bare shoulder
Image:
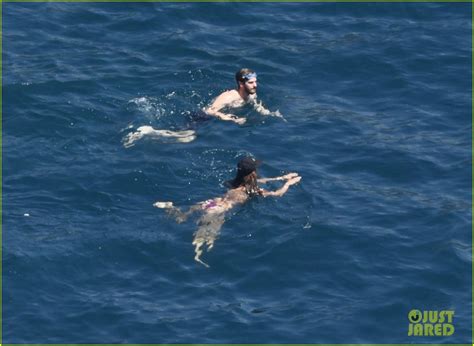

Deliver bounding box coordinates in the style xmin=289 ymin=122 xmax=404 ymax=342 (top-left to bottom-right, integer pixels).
xmin=207 ymin=89 xmax=244 ymax=110
xmin=217 ymin=89 xmax=240 ymax=101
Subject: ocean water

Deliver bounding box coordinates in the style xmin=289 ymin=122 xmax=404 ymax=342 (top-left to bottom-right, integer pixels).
xmin=3 ymin=2 xmax=472 ymax=343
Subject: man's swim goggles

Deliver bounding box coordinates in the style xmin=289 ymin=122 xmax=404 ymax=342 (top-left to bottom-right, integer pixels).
xmin=241 ymin=72 xmax=257 ymax=81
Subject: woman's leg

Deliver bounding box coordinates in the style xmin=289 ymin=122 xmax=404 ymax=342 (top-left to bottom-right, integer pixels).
xmin=192 ymin=212 xmax=225 ymax=267
xmin=154 ymin=202 xmax=201 ymax=223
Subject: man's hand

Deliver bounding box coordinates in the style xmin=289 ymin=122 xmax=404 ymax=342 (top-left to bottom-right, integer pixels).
xmin=271 ymin=110 xmax=287 ymax=122
xmin=213 ymin=113 xmax=246 ymax=125
xmin=272 ymin=110 xmax=283 ymax=118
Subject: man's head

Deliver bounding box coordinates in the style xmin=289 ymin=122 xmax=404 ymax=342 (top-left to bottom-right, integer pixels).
xmin=235 ymin=68 xmax=257 ymax=95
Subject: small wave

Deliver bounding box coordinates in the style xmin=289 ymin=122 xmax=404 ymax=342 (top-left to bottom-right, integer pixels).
xmin=128 ymin=88 xmax=207 ymax=124
xmin=182 ymin=148 xmax=250 ymax=184
xmin=128 ymin=96 xmax=166 ymax=119
xmin=450 ymin=240 xmax=472 ymax=264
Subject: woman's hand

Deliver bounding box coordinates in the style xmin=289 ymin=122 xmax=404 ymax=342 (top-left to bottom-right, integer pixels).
xmin=286 ymin=176 xmax=302 ymax=186
xmin=282 ymin=172 xmax=299 ymax=180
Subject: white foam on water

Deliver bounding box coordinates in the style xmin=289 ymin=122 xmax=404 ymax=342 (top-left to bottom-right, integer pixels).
xmin=129 ymin=96 xmax=154 ymax=113
xmin=128 ymin=96 xmax=166 ymax=119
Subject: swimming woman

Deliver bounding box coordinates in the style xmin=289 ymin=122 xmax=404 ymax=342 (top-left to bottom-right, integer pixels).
xmin=154 ymin=157 xmax=301 ymax=267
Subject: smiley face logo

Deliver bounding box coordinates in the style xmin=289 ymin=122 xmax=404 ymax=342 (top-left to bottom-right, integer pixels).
xmin=408 ymin=309 xmax=422 ymax=323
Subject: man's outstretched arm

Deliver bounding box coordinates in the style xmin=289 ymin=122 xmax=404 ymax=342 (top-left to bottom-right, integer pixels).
xmin=252 ymin=99 xmax=285 ymax=120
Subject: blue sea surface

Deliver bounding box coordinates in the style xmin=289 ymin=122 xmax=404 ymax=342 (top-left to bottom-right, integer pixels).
xmin=3 ymin=2 xmax=472 ymax=343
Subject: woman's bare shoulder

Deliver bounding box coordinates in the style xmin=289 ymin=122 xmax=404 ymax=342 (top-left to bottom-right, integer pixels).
xmin=225 ymin=187 xmax=247 ymax=201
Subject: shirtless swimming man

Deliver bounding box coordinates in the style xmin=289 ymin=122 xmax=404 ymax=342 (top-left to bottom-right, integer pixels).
xmin=123 ymin=68 xmax=282 ymax=147
xmin=203 ymin=68 xmax=284 ymax=125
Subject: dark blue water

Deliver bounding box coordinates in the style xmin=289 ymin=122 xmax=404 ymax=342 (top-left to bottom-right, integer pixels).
xmin=3 ymin=2 xmax=472 ymax=343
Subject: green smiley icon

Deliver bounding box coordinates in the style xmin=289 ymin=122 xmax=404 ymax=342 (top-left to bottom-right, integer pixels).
xmin=408 ymin=309 xmax=422 ymax=323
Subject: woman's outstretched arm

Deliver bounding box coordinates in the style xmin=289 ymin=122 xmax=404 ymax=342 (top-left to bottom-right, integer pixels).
xmin=258 ymin=172 xmax=299 ymax=184
xmin=261 ymin=176 xmax=301 ymax=197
